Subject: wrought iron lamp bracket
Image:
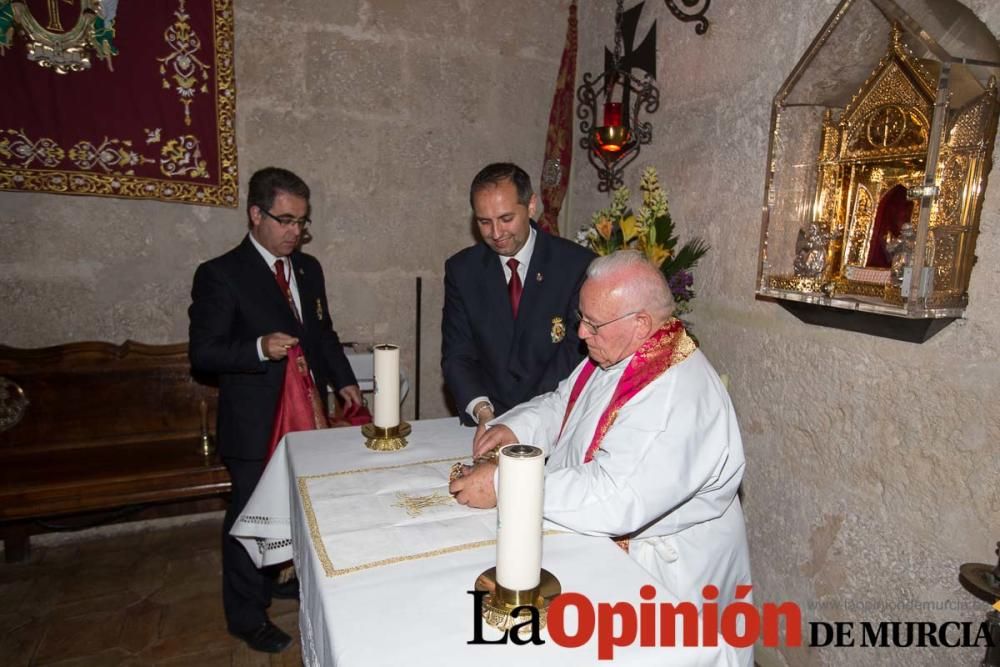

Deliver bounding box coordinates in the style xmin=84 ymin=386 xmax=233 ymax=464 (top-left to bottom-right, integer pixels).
xmin=663 ymin=0 xmax=711 ymax=35
xmin=577 ymin=68 xmax=660 ymax=192
xmin=576 ymin=0 xmax=705 ymax=192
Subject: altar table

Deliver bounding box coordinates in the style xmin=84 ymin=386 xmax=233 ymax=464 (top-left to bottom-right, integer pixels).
xmin=232 ymin=417 xmax=738 ymax=666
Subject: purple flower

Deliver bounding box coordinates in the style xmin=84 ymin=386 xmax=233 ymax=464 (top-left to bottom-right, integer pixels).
xmin=669 ymin=270 xmax=694 ymax=289
xmin=668 ymin=270 xmax=695 ymax=302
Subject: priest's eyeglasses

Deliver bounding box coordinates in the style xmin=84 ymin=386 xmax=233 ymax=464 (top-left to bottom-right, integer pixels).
xmin=575 ymin=310 xmax=639 ymax=335
xmin=260 ymin=208 xmax=311 ymax=229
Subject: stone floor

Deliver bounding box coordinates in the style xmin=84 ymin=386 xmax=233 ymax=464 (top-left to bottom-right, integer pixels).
xmin=0 ymin=515 xmax=301 ymax=666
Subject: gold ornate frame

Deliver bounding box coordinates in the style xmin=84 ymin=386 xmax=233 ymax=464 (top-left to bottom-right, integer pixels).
xmin=759 ymin=10 xmax=1000 ymax=319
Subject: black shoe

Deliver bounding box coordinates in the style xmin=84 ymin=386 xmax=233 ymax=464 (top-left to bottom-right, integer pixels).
xmin=230 ymin=620 xmax=292 ymax=653
xmin=272 ymin=576 xmax=300 ymax=600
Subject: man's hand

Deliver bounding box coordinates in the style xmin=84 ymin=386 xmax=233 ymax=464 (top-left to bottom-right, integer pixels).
xmin=449 ymin=462 xmax=498 ymax=508
xmin=338 ymin=384 xmax=363 ymax=410
xmin=262 ymin=332 xmax=299 ymax=360
xmin=473 ymin=423 xmax=518 ymax=458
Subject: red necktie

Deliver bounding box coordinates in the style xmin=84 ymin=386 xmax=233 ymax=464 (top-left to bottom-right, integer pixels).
xmin=274 ymin=259 xmax=301 ymax=322
xmin=507 ymin=258 xmax=523 ymax=318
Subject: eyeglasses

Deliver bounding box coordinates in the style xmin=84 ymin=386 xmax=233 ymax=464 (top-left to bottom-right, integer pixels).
xmin=259 ymin=207 xmax=311 ymax=229
xmin=575 ymin=309 xmax=639 ymax=335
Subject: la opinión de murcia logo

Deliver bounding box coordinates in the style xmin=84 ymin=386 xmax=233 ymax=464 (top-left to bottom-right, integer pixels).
xmin=467 ymin=585 xmax=997 ymax=660
xmin=810 ymin=620 xmax=995 ymax=648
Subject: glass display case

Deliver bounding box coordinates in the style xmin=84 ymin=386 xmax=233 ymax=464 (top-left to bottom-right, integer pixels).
xmin=756 ymin=0 xmax=1000 ymax=340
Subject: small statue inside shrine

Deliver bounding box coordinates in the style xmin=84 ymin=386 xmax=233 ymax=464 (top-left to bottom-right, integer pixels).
xmin=793 ymin=222 xmax=830 ymax=277
xmin=885 ymin=222 xmax=916 ymax=283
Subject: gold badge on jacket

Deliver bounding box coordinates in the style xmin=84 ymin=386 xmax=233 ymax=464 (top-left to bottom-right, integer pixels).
xmin=550 ymin=316 xmax=566 ymax=343
xmin=316 ymin=298 xmax=324 ymax=321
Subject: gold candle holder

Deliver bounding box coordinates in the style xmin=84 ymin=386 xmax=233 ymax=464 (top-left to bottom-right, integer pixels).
xmin=474 ymin=567 xmax=561 ymax=636
xmin=361 ymin=420 xmax=410 ymax=451
xmin=200 ymin=432 xmax=215 ymax=457
xmin=199 ymin=399 xmax=215 ymax=457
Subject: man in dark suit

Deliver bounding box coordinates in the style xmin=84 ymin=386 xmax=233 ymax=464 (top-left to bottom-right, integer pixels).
xmin=189 ymin=167 xmax=361 ymax=653
xmin=442 ymin=162 xmax=594 ymax=439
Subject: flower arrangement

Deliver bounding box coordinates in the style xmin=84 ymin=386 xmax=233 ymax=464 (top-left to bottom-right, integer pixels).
xmin=577 ymin=167 xmax=709 ymax=316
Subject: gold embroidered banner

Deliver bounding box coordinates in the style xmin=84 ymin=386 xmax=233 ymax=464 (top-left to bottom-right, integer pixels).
xmin=0 ymin=0 xmax=238 ymax=207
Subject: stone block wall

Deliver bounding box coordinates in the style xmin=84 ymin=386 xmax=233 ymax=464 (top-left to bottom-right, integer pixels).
xmin=0 ymin=0 xmax=575 ymax=420
xmin=572 ymin=1 xmax=1000 ymax=665
xmin=2 ymin=1 xmax=998 ymax=664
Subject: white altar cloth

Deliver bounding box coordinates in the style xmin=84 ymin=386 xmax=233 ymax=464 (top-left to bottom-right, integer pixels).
xmin=232 ymin=417 xmax=740 ymax=666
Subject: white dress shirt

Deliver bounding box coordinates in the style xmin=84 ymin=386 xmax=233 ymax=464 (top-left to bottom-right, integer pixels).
xmin=465 ymin=227 xmax=538 ymax=422
xmin=248 ymin=232 xmax=302 ymax=361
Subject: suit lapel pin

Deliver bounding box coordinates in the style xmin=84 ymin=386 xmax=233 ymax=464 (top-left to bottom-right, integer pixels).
xmin=536 ymin=272 xmax=544 ymax=283
xmin=550 ymin=316 xmax=565 ymax=343
xmin=316 ymin=298 xmax=324 ymax=321
xmin=299 ymin=267 xmax=305 ymax=275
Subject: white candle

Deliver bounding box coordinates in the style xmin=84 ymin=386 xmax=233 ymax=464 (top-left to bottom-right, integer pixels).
xmin=496 ymin=444 xmax=544 ymax=592
xmin=373 ymin=344 xmax=400 ymax=428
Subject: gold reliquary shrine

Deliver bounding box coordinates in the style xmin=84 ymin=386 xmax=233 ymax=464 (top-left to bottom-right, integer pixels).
xmin=756 ymin=0 xmax=1000 ymax=341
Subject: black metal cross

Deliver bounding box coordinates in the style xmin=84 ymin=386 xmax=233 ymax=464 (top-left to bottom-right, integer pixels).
xmin=604 ymin=2 xmax=657 ymax=128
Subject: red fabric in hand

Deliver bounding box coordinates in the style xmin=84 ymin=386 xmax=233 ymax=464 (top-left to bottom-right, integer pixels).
xmin=266 ymin=345 xmax=329 ymax=460
xmin=330 ymin=402 xmax=373 ymax=427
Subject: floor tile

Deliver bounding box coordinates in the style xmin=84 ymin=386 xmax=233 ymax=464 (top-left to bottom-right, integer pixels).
xmin=119 ymin=598 xmax=163 ymax=654
xmin=34 ymin=647 xmax=136 ymax=667
xmin=0 ymin=516 xmax=302 ymax=666
xmin=0 ymin=578 xmax=32 ymax=612
xmin=158 ymin=590 xmax=227 ymax=639
xmin=32 ymin=611 xmax=125 ymax=665
xmin=0 ymin=611 xmax=33 ymax=637
xmin=47 ymin=591 xmax=141 ymax=621
xmin=139 ymin=629 xmax=231 ymax=663
xmin=0 ymin=616 xmax=43 ymax=666
xmin=125 ymin=553 xmax=171 ymax=599
xmin=150 ymin=551 xmax=221 ymax=606
xmin=153 ymin=645 xmax=235 ymax=666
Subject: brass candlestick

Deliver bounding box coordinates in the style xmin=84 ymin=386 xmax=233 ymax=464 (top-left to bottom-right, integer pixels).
xmin=475 ymin=567 xmax=561 ymax=636
xmin=959 ymin=541 xmax=1000 ymax=667
xmin=361 ymin=420 xmax=410 ymax=451
xmin=199 ymin=399 xmax=215 ymax=457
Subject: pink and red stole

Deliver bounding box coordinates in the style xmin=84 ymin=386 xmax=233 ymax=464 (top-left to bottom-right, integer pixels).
xmin=558 ymin=318 xmax=697 ymax=463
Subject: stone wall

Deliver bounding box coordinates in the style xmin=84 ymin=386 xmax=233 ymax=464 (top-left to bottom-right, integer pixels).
xmin=572 ymin=1 xmax=1000 ymax=665
xmin=0 ymin=0 xmax=574 ymax=420
xmin=3 ymin=1 xmax=998 ymax=664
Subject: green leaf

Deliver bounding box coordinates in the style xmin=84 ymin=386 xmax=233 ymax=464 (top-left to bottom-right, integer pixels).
xmin=662 ymin=238 xmax=710 ymax=276
xmin=652 ymin=213 xmax=678 ymax=253
xmin=0 ymin=3 xmax=14 ymax=49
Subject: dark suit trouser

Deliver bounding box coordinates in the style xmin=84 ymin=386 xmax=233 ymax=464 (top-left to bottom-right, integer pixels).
xmin=222 ymin=457 xmax=271 ymax=633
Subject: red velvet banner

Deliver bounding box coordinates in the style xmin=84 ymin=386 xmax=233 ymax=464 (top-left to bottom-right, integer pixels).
xmin=0 ymin=0 xmax=238 ymax=207
xmin=537 ymin=0 xmax=577 ymax=237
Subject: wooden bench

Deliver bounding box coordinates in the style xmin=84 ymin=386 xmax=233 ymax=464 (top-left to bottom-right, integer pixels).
xmin=0 ymin=341 xmax=230 ymax=562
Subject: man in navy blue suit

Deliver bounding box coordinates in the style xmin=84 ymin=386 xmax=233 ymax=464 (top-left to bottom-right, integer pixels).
xmin=442 ymin=162 xmax=594 ymax=439
xmin=189 ymin=167 xmax=361 ymax=653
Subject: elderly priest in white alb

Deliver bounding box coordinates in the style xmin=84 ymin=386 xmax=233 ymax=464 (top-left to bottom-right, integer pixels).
xmin=451 ymin=250 xmax=752 ymax=662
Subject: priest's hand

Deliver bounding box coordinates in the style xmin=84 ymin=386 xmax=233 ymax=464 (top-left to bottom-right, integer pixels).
xmin=338 ymin=384 xmax=363 ymax=410
xmin=449 ymin=462 xmax=498 ymax=509
xmin=473 ymin=423 xmax=518 ymax=458
xmin=263 ymin=332 xmax=299 ymax=360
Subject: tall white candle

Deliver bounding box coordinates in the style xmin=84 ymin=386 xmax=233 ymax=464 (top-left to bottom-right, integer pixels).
xmin=373 ymin=344 xmax=400 ymax=428
xmin=496 ymin=444 xmax=544 ymax=592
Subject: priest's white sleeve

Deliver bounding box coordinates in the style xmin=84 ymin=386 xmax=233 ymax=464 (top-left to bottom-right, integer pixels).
xmin=541 ymin=353 xmax=745 ymax=538
xmin=491 ymin=359 xmax=589 ymax=455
